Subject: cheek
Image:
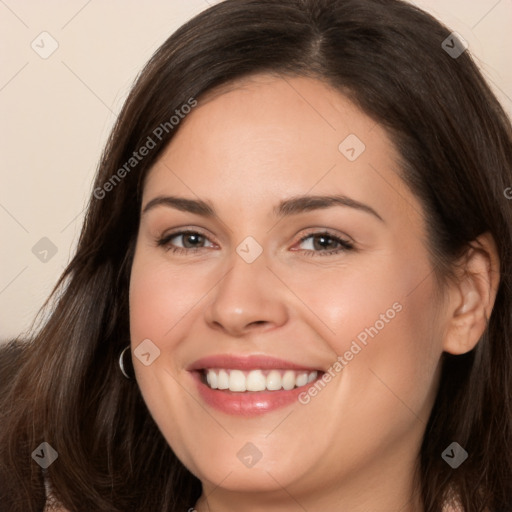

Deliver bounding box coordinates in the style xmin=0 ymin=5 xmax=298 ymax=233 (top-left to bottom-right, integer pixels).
xmin=285 ymin=252 xmax=442 ymax=416
xmin=129 ymin=249 xmax=212 ymax=342
xmin=128 ymin=248 xmax=203 ymax=410
xmin=128 ymin=248 xmax=211 ymax=456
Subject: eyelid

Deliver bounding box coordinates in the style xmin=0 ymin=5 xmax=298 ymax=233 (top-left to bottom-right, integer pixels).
xmin=294 ymin=227 xmax=354 ymax=245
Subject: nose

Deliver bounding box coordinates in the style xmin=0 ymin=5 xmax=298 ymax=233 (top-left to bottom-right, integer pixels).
xmin=204 ymin=251 xmax=289 ymax=337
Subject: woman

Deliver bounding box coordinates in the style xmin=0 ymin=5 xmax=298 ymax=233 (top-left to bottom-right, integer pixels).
xmin=1 ymin=0 xmax=511 ymax=510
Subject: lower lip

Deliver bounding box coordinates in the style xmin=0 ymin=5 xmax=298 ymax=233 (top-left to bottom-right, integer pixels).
xmin=191 ymin=371 xmax=319 ymax=416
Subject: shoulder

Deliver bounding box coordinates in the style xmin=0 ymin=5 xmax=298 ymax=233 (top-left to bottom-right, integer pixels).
xmin=44 ymin=505 xmax=70 ymax=512
xmin=441 ymin=493 xmax=463 ymax=512
xmin=43 ymin=473 xmax=71 ymax=512
xmin=44 ymin=490 xmax=71 ymax=512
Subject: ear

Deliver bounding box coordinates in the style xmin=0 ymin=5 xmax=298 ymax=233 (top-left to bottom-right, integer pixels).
xmin=442 ymin=232 xmax=500 ymax=355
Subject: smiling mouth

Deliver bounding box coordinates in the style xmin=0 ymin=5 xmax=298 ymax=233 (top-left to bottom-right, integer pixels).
xmin=201 ymin=368 xmax=321 ymax=392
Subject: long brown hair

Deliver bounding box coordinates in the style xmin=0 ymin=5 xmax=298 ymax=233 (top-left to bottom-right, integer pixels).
xmin=1 ymin=0 xmax=511 ymax=510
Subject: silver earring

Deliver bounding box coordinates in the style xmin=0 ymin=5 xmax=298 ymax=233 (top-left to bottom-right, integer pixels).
xmin=119 ymin=345 xmax=132 ymax=379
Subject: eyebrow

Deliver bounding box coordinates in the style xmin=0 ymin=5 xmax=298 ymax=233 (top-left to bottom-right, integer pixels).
xmin=143 ymin=196 xmax=214 ymax=216
xmin=274 ymin=194 xmax=384 ymax=222
xmin=142 ymin=194 xmax=384 ymax=222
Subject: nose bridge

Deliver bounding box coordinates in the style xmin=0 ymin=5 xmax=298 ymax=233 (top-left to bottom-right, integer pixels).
xmin=223 ymin=244 xmax=268 ymax=298
xmin=204 ymin=242 xmax=288 ymax=334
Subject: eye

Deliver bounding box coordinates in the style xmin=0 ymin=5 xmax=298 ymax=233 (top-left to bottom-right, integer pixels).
xmin=156 ymin=230 xmax=216 ymax=254
xmin=155 ymin=229 xmax=353 ymax=257
xmin=295 ymin=231 xmax=354 ymax=256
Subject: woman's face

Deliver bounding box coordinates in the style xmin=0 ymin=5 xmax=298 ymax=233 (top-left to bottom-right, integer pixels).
xmin=129 ymin=75 xmax=447 ymax=508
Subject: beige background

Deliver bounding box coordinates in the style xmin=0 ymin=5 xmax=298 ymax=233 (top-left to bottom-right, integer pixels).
xmin=1 ymin=0 xmax=511 ymax=342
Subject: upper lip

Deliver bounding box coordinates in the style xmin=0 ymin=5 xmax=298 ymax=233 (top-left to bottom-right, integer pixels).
xmin=187 ymin=354 xmax=322 ymax=372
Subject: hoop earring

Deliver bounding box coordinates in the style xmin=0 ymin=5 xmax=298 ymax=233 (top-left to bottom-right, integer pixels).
xmin=119 ymin=345 xmax=132 ymax=379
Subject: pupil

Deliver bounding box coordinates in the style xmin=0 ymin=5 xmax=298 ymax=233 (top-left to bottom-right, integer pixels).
xmin=314 ymin=235 xmax=336 ymax=251
xmin=184 ymin=234 xmax=203 ymax=248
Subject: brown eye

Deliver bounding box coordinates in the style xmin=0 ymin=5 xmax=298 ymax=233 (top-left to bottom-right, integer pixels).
xmin=312 ymin=234 xmax=339 ymax=251
xmin=179 ymin=233 xmax=206 ymax=248
xmin=157 ymin=230 xmax=215 ymax=253
xmin=297 ymin=232 xmax=354 ymax=255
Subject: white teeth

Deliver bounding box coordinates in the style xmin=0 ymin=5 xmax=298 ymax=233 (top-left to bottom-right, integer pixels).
xmin=266 ymin=370 xmax=282 ymax=390
xmin=204 ymin=369 xmax=318 ymax=392
xmin=282 ymin=370 xmax=296 ymax=390
xmin=296 ymin=372 xmax=308 ymax=387
xmin=229 ymin=370 xmax=246 ymax=392
xmin=246 ymin=369 xmax=266 ymax=391
xmin=217 ymin=369 xmax=229 ymax=390
xmin=206 ymin=370 xmax=218 ymax=389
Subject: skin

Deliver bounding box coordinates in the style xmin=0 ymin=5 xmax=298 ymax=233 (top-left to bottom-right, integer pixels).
xmin=129 ymin=74 xmax=499 ymax=512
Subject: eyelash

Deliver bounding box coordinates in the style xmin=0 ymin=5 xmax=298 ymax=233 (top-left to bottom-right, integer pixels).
xmin=155 ymin=229 xmax=354 ymax=257
xmin=296 ymin=230 xmax=354 ymax=256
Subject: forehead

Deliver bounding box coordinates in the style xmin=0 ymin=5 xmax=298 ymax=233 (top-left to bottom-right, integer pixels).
xmin=143 ymin=74 xmax=421 ymax=230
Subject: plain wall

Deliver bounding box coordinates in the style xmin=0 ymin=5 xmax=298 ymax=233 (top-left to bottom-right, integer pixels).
xmin=1 ymin=0 xmax=511 ymax=342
